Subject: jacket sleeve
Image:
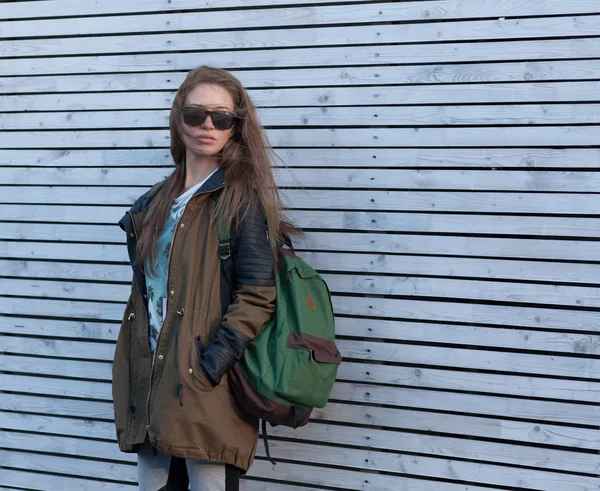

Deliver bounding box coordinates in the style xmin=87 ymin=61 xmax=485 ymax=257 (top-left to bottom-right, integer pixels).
xmin=198 ymin=202 xmax=276 ymax=386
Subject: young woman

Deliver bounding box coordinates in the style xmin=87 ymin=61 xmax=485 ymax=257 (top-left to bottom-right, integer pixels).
xmin=112 ymin=66 xmax=294 ymax=490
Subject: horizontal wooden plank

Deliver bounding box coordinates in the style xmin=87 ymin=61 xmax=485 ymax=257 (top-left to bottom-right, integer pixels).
xmin=4 ymin=126 xmax=600 ymax=149
xmin=5 ymin=0 xmax=600 ymax=21
xmin=307 ymin=232 xmax=600 ymax=261
xmin=4 ymin=231 xmax=600 ymax=262
xmin=7 ymin=205 xmax=600 ymax=239
xmin=6 ymin=207 xmax=600 ymax=241
xmin=293 ymin=211 xmax=600 ymax=238
xmin=4 ymin=147 xmax=600 ymax=169
xmin=283 ymin=190 xmax=600 ymax=215
xmin=0 ymin=259 xmax=129 ymax=282
xmin=0 ymin=0 xmax=375 ymax=20
xmin=3 ymin=186 xmax=600 ymax=216
xmin=4 ymin=60 xmax=600 ymax=96
xmin=3 ymin=1 xmax=600 ymax=38
xmin=5 ymin=15 xmax=600 ymax=60
xmin=337 ymin=361 xmax=599 ymax=402
xmin=5 ymin=82 xmax=600 ymax=111
xmin=6 ymin=167 xmax=600 ymax=192
xmin=5 ymin=185 xmax=598 ymax=218
xmin=6 ymin=103 xmax=600 ymax=131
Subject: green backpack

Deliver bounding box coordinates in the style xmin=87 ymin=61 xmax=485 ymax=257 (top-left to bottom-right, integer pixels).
xmin=216 ymin=206 xmax=341 ymax=461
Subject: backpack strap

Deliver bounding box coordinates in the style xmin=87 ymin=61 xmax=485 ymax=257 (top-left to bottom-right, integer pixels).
xmin=213 ymin=188 xmax=235 ymax=318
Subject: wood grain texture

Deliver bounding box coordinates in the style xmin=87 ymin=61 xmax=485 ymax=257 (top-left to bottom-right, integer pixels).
xmin=3 ymin=126 xmax=600 ymax=148
xmin=2 ymin=1 xmax=599 ymax=37
xmin=4 ymin=60 xmax=600 ymax=95
xmin=5 ymin=166 xmax=600 ymax=191
xmin=2 ymin=389 xmax=599 ymax=475
xmin=5 ymin=104 xmax=600 ymax=130
xmin=4 ymin=16 xmax=600 ymax=59
xmin=4 ymin=81 xmax=600 ymax=109
xmin=2 ymin=0 xmax=598 ymax=21
xmin=3 ymin=147 xmax=600 ymax=168
xmin=7 ymin=205 xmax=600 ymax=238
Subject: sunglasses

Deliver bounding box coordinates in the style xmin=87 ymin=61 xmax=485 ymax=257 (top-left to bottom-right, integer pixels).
xmin=182 ymin=106 xmax=239 ymax=131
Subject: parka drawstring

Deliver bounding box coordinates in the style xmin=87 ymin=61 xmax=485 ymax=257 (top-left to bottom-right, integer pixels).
xmin=127 ymin=312 xmax=136 ymax=419
xmin=174 ymin=308 xmax=185 ymax=407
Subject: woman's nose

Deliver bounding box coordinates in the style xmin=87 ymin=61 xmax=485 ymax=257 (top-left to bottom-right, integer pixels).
xmin=201 ymin=115 xmax=215 ymax=129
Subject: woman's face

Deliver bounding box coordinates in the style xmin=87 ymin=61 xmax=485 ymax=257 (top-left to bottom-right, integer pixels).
xmin=180 ymin=83 xmax=236 ymax=159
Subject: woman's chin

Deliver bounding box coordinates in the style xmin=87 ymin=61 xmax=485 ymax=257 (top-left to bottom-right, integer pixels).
xmin=187 ymin=145 xmax=221 ymax=159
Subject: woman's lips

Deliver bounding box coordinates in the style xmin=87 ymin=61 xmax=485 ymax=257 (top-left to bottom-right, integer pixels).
xmin=197 ymin=135 xmax=215 ymax=143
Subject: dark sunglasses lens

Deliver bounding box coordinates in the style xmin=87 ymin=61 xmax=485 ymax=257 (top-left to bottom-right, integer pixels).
xmin=183 ymin=108 xmax=207 ymax=126
xmin=211 ymin=112 xmax=235 ymax=130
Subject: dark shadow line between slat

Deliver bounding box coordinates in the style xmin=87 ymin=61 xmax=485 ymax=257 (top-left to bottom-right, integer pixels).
xmin=5 ymin=144 xmax=600 ymax=151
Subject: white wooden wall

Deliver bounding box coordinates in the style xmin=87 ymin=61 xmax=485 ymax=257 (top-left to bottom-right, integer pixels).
xmin=1 ymin=1 xmax=600 ymax=489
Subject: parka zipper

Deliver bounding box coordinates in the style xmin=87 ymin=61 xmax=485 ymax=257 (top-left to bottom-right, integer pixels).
xmin=145 ymin=184 xmax=224 ymax=433
xmin=127 ymin=312 xmax=136 ymax=419
xmin=145 ymin=206 xmax=186 ymax=431
xmin=125 ymin=211 xmax=139 ymax=422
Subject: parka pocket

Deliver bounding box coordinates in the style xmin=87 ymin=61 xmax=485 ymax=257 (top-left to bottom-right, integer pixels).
xmin=190 ymin=336 xmax=219 ymax=392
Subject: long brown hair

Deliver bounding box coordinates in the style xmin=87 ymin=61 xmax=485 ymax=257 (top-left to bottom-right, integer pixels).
xmin=136 ymin=66 xmax=296 ymax=272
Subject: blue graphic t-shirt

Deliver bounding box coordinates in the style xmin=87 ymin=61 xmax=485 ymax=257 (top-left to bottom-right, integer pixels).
xmin=144 ymin=169 xmax=217 ymax=352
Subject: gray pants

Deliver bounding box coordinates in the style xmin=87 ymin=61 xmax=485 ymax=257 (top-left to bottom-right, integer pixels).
xmin=137 ymin=439 xmax=238 ymax=490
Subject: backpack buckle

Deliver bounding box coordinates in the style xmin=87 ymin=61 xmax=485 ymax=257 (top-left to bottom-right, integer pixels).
xmin=218 ymin=241 xmax=231 ymax=260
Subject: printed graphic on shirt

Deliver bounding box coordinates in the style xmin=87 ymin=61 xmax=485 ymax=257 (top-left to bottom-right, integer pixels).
xmin=144 ymin=168 xmax=218 ymax=353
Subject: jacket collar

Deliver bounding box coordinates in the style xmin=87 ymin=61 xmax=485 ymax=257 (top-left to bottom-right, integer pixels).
xmin=119 ymin=166 xmax=226 ymax=232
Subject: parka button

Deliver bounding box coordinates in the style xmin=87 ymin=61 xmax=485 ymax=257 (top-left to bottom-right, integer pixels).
xmin=180 ymin=223 xmax=185 ymax=229
xmin=158 ymin=354 xmax=163 ymax=360
xmin=146 ymin=425 xmax=150 ymax=430
xmin=130 ymin=233 xmax=134 ymax=237
xmin=170 ymin=290 xmax=175 ymax=296
xmin=188 ymin=368 xmax=193 ymax=374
